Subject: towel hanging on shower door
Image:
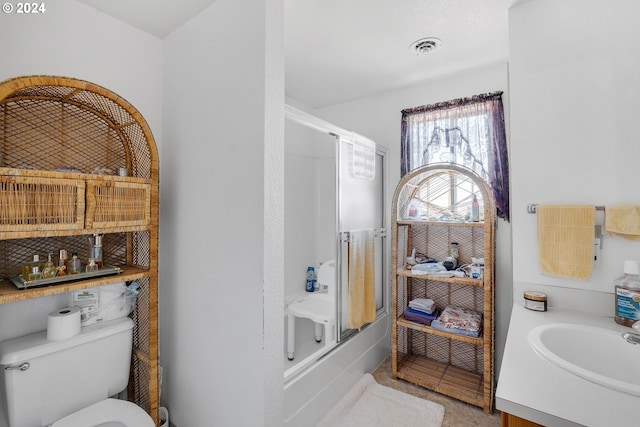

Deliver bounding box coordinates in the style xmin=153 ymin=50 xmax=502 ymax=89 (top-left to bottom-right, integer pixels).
xmin=348 ymin=229 xmax=376 ymax=329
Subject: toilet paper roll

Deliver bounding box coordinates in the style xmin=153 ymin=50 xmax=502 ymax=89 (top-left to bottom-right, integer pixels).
xmin=47 ymin=306 xmax=81 ymax=341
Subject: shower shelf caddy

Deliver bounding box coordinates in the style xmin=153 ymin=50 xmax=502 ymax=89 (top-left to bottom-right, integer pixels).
xmin=391 ymin=164 xmax=495 ymax=413
xmin=0 ymin=76 xmax=160 ymax=425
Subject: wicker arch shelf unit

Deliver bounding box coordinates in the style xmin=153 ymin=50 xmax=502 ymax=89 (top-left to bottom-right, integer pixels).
xmin=391 ymin=163 xmax=495 ymax=412
xmin=0 ymin=76 xmax=160 ymax=425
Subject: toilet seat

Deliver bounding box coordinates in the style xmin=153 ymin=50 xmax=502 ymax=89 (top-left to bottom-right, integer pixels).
xmin=50 ymin=398 xmax=154 ymax=427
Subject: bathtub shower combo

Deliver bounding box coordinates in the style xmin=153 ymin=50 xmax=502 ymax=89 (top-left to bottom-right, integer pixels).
xmin=284 ymin=106 xmax=387 ymax=380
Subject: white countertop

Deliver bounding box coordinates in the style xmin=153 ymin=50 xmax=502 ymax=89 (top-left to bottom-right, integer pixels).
xmin=496 ymin=304 xmax=640 ymax=427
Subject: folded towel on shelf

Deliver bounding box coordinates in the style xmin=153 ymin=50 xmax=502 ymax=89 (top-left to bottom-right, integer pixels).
xmin=537 ymin=205 xmax=595 ymax=280
xmin=605 ymin=205 xmax=640 ymax=241
xmin=431 ymin=319 xmax=480 ymax=338
xmin=408 ymin=298 xmax=436 ymax=314
xmin=403 ymin=308 xmax=440 ymax=326
xmin=436 ymin=305 xmax=482 ymax=333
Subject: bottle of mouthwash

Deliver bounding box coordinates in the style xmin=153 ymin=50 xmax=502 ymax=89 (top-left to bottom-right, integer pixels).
xmin=614 ymin=260 xmax=640 ymax=327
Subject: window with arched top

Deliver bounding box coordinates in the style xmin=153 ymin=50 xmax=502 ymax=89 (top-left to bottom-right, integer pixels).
xmin=401 ymin=92 xmax=509 ymax=221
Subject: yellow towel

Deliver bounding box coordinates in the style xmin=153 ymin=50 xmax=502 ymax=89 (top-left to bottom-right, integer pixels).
xmin=537 ymin=205 xmax=595 ymax=280
xmin=605 ymin=205 xmax=640 ymax=241
xmin=348 ymin=229 xmax=376 ymax=329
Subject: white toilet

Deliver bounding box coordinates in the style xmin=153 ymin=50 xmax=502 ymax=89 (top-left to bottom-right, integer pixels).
xmin=0 ymin=316 xmax=154 ymax=427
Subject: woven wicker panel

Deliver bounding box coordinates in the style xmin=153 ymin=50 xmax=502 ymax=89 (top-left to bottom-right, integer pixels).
xmin=131 ymin=230 xmax=150 ymax=267
xmin=398 ymin=324 xmax=484 ymax=375
xmin=131 ymin=354 xmax=151 ymax=412
xmin=85 ymin=180 xmax=151 ymax=229
xmin=0 ymin=175 xmax=85 ymax=232
xmin=1 ymin=100 xmax=128 ymax=173
xmin=131 ymin=275 xmax=152 ymax=413
xmin=408 ymin=279 xmax=484 ymax=313
xmin=0 ymin=81 xmax=153 ymax=179
xmin=409 ymin=223 xmax=484 ymax=267
xmin=132 ymin=276 xmax=150 ymax=354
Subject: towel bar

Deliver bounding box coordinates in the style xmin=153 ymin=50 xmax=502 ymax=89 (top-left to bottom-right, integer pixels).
xmin=340 ymin=228 xmax=386 ymax=242
xmin=527 ymin=204 xmax=605 ymax=214
xmin=528 ymin=204 xmax=605 ymax=250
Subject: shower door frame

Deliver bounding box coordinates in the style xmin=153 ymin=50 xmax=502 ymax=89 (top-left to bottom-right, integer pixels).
xmin=284 ymin=105 xmax=388 ymax=348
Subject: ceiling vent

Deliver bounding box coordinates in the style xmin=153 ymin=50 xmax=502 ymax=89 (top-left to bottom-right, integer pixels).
xmin=410 ymin=37 xmax=442 ymax=55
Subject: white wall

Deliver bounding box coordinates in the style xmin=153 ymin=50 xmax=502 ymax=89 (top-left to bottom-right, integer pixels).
xmin=160 ymin=0 xmax=284 ymax=426
xmin=509 ymin=0 xmax=640 ymax=315
xmin=0 ymin=0 xmax=163 ymax=351
xmin=313 ymin=62 xmax=513 ymax=376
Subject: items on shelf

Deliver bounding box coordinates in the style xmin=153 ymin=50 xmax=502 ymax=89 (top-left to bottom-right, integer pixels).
xmin=470 ymin=194 xmax=480 ymax=222
xmin=90 ymin=234 xmax=103 ymax=269
xmin=23 ymin=255 xmax=43 ymax=281
xmin=57 ymin=249 xmax=68 ymax=276
xmin=404 ymin=298 xmax=439 ymax=325
xmin=430 ymin=305 xmax=482 ymax=338
xmin=42 ymin=254 xmax=57 ymax=279
xmin=69 ymin=252 xmax=82 ymax=275
xmin=404 ymin=307 xmax=440 ymax=325
xmin=408 ymin=298 xmax=436 ymax=314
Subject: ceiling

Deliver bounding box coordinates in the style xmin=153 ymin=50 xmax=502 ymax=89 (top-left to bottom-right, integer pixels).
xmin=76 ymin=0 xmax=512 ymax=109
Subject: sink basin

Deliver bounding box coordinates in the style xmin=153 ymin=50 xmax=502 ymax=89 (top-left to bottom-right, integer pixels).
xmin=528 ymin=323 xmax=640 ymax=396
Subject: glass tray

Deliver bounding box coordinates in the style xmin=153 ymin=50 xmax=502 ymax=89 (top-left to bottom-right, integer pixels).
xmin=10 ymin=265 xmax=123 ymax=289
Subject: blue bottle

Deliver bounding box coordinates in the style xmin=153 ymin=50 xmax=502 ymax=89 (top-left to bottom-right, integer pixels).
xmin=305 ymin=266 xmax=316 ymax=292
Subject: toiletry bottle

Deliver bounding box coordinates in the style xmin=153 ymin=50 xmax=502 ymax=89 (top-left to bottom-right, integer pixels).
xmin=57 ymin=249 xmax=68 ymax=276
xmin=306 ymin=266 xmax=316 ymax=292
xmin=614 ymin=260 xmax=640 ymax=327
xmin=69 ymin=252 xmax=82 ymax=274
xmin=86 ymin=258 xmax=98 ymax=273
xmin=25 ymin=254 xmax=43 ymax=281
xmin=42 ymin=253 xmax=57 ymax=279
xmin=470 ymin=194 xmax=480 ymax=222
xmin=92 ymin=234 xmax=103 ymax=269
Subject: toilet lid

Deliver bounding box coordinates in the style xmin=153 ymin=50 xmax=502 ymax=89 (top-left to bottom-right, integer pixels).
xmin=50 ymin=398 xmax=154 ymax=427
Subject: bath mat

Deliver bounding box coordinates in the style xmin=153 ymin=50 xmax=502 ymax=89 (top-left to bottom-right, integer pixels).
xmin=317 ymin=373 xmax=445 ymax=427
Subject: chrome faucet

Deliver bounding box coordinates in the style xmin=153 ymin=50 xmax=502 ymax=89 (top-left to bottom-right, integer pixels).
xmin=622 ymin=321 xmax=640 ymax=345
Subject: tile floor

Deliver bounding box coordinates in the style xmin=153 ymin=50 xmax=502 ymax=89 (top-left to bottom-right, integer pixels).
xmin=372 ymin=357 xmax=502 ymax=427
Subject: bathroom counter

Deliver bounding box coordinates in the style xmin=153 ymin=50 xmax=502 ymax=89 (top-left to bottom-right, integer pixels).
xmin=496 ymin=304 xmax=640 ymax=427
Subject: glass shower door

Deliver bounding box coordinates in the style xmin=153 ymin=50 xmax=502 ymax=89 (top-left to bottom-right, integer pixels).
xmin=337 ymin=136 xmax=386 ymax=340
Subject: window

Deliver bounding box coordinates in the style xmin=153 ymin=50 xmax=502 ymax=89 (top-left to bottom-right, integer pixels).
xmin=401 ymin=92 xmax=509 ymax=221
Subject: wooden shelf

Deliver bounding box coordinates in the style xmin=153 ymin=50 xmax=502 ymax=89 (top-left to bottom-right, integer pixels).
xmin=396 ymin=268 xmax=484 ymax=287
xmin=397 ymin=219 xmax=486 ymax=228
xmin=0 ymin=265 xmax=150 ymax=304
xmin=396 ymin=316 xmax=484 ymax=346
xmin=391 ymin=164 xmax=495 ymax=413
xmin=396 ymin=354 xmax=484 ymax=408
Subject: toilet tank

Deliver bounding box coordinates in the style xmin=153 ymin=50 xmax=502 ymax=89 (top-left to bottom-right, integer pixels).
xmin=0 ymin=316 xmax=134 ymax=427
